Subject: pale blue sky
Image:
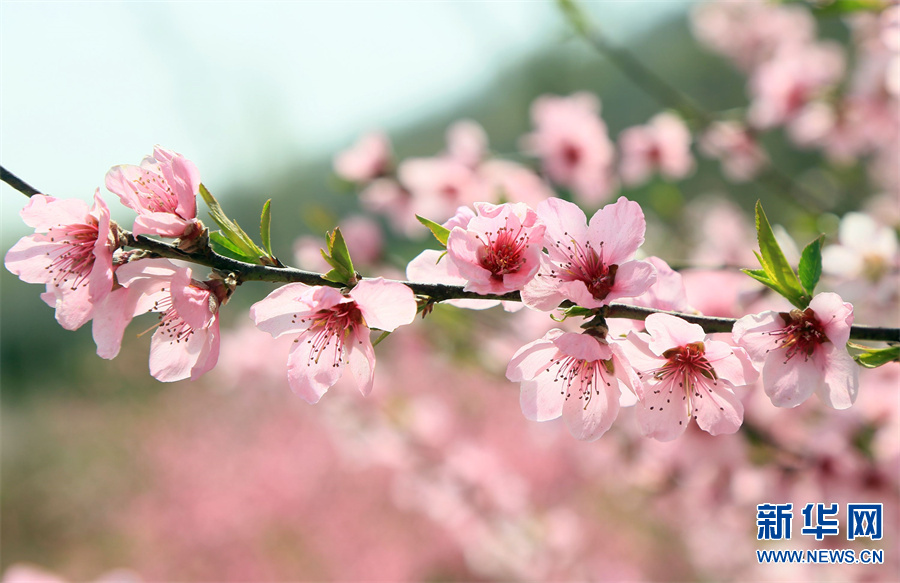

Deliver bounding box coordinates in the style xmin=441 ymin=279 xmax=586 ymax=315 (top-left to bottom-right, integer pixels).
xmin=1 ymin=1 xmax=687 ymax=236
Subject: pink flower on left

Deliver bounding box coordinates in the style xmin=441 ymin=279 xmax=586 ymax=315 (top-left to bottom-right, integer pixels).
xmin=105 ymin=146 xmax=201 ymax=239
xmin=250 ymin=278 xmax=417 ymax=403
xmin=5 ymin=192 xmax=117 ymax=331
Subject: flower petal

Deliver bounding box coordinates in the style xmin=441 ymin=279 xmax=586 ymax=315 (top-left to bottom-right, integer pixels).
xmin=349 ymin=278 xmax=417 ymax=332
xmin=562 ymin=373 xmax=620 ymax=441
xmin=586 ymin=196 xmax=646 ymax=264
xmin=763 ymin=351 xmax=821 ymax=408
xmin=286 ymin=332 xmax=344 ymax=403
xmin=348 ymin=328 xmax=377 ymax=396
xmin=816 ymin=342 xmax=859 ymax=409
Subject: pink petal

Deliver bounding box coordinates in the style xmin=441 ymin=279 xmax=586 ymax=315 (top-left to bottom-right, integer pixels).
xmin=149 ymin=322 xmax=210 ymax=382
xmin=92 ymin=287 xmax=138 ymax=359
xmin=817 ymin=342 xmax=859 ymax=409
xmin=586 ymin=196 xmax=646 ymax=264
xmin=46 ymin=284 xmax=94 ymax=330
xmin=644 ymin=313 xmax=705 ymax=355
xmin=763 ymin=351 xmax=821 ymax=407
xmin=704 ymin=341 xmax=759 ymax=386
xmin=604 ymin=259 xmax=657 ymax=304
xmin=519 ymin=379 xmax=566 ymax=422
xmin=250 ymin=283 xmax=338 ymax=338
xmin=809 ymin=292 xmax=853 ymax=347
xmin=554 ymin=332 xmax=610 ymax=362
xmin=20 ymin=195 xmax=88 ymax=230
xmin=535 ymin=198 xmax=588 ymax=259
xmin=132 ymin=213 xmax=193 ymax=238
xmin=732 ymin=311 xmax=782 ymax=364
xmin=286 ymin=332 xmax=344 ymax=403
xmin=349 ymin=278 xmax=416 ymax=332
xmin=636 ymin=376 xmax=689 ymax=441
xmin=189 ymin=318 xmax=220 ymax=381
xmin=506 ymin=332 xmax=563 ymax=382
xmin=5 ymin=235 xmax=57 ymax=283
xmin=562 ymin=375 xmax=620 ymax=441
xmin=347 ymin=328 xmax=376 ymax=396
xmin=692 ymin=378 xmax=744 ymax=436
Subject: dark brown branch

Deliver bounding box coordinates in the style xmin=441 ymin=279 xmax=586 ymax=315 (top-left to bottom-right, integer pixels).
xmin=1 ymin=166 xmax=41 ymax=197
xmin=4 ymin=164 xmax=898 ymax=343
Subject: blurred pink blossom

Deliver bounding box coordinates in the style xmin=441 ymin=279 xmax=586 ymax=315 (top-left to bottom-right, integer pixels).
xmin=338 ymin=215 xmax=384 ymax=266
xmin=105 ymin=146 xmax=201 ymax=239
xmin=520 ymin=92 xmax=617 ymax=205
xmin=333 ymin=131 xmax=392 ymax=183
xmin=445 ymin=120 xmax=488 ymax=169
xmin=733 ymin=292 xmax=858 ymax=410
xmin=698 ymin=121 xmax=768 ymax=182
xmin=618 ymin=112 xmax=695 ymax=187
xmin=747 ymin=42 xmax=846 ymax=129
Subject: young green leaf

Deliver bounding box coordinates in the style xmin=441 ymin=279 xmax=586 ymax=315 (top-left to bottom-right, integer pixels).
xmin=199 ymin=184 xmax=267 ymax=262
xmin=319 ymin=228 xmax=357 ymax=285
xmin=260 ymin=199 xmax=273 ymax=257
xmin=814 ymin=0 xmax=887 ymax=17
xmin=798 ymin=235 xmax=824 ymax=295
xmin=854 ymin=345 xmax=900 ymax=368
xmin=416 ymin=215 xmax=451 ymax=247
xmin=209 ymin=231 xmax=260 ymax=263
xmin=753 ymin=201 xmax=807 ymax=307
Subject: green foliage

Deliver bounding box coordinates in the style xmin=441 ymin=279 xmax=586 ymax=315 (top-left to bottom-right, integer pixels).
xmin=854 ymin=345 xmax=900 ymax=368
xmin=798 ymin=235 xmax=824 ymax=296
xmin=200 ymin=184 xmax=268 ymax=264
xmin=812 ymin=0 xmax=888 ymax=17
xmin=742 ymin=201 xmax=809 ymax=308
xmin=416 ymin=215 xmax=451 ymax=247
xmin=320 ymin=227 xmax=357 ymax=285
xmin=260 ymin=199 xmax=274 ymax=258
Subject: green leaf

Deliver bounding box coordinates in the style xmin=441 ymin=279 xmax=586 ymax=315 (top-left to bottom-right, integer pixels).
xmin=319 ymin=228 xmax=357 ymax=285
xmin=814 ymin=0 xmax=887 ymax=16
xmin=753 ymin=201 xmax=807 ymax=308
xmin=209 ymin=231 xmax=259 ymax=263
xmin=260 ymin=199 xmax=273 ymax=257
xmin=798 ymin=235 xmax=824 ymax=295
xmin=199 ymin=183 xmax=266 ymax=262
xmin=854 ymin=346 xmax=900 ymax=368
xmin=742 ymin=268 xmax=773 ymax=288
xmin=416 ymin=215 xmax=451 ymax=247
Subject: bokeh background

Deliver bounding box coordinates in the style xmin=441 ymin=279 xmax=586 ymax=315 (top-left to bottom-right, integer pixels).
xmin=2 ymin=1 xmax=898 ymax=581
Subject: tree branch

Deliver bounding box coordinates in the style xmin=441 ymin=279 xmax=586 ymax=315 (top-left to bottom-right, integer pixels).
xmin=3 ymin=164 xmax=898 ymax=343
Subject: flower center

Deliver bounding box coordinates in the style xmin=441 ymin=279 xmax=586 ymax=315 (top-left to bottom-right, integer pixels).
xmin=561 ymin=142 xmax=582 ymax=168
xmin=46 ymin=219 xmax=100 ymax=290
xmin=132 ymin=168 xmax=181 ymax=215
xmin=656 ymin=342 xmax=717 ymax=382
xmin=772 ymin=308 xmax=829 ymax=362
xmin=303 ymin=303 xmax=365 ymax=368
xmin=548 ymin=352 xmax=615 ymax=409
xmin=477 ymin=224 xmax=528 ymax=280
xmin=547 ymin=237 xmax=619 ymax=301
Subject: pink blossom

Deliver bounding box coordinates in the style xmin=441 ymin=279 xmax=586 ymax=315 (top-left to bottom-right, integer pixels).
xmin=445 ymin=120 xmax=488 ymax=169
xmin=338 ymin=215 xmax=384 ymax=266
xmin=733 ymin=292 xmax=858 ymax=409
xmin=698 ymin=121 xmax=768 ymax=182
xmin=618 ymin=113 xmax=695 ymax=187
xmin=108 ymin=259 xmax=223 ymax=381
xmin=622 ymin=313 xmax=757 ymax=441
xmin=521 ymin=197 xmax=656 ymax=311
xmin=506 ymin=329 xmax=639 ymax=441
xmin=626 ymin=256 xmax=693 ymax=313
xmin=520 ymin=92 xmax=617 ymax=205
xmin=788 ymin=98 xmax=899 ymax=163
xmin=822 ymin=212 xmax=897 ymax=282
xmin=398 ymin=157 xmax=488 ymax=224
xmin=477 ymin=160 xmax=555 ymax=208
xmin=105 ymin=146 xmax=201 ymax=238
xmin=5 ymin=192 xmax=116 ymax=331
xmin=250 ymin=278 xmax=417 ymax=403
xmin=691 ymin=0 xmax=815 ymax=71
xmin=747 ymin=42 xmax=846 ymax=129
xmin=333 ymin=131 xmax=392 ymax=183
xmin=446 ymin=202 xmax=546 ymax=295
xmin=358 ymin=178 xmax=422 ymax=238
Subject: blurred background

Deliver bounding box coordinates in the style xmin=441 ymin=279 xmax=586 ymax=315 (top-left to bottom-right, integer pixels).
xmin=2 ymin=1 xmax=898 ymax=581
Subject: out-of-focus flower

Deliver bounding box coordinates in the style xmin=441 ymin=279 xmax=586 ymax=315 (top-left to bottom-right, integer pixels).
xmin=748 ymin=42 xmax=846 ymax=129
xmin=111 ymin=259 xmax=224 ymax=382
xmin=105 ymin=146 xmax=201 ymax=239
xmin=398 ymin=157 xmax=488 ymax=224
xmin=788 ymin=98 xmax=899 ymax=163
xmin=250 ymin=279 xmax=417 ymax=403
xmin=626 ymin=256 xmax=693 ymax=314
xmin=622 ymin=313 xmax=757 ymax=441
xmin=618 ymin=113 xmax=695 ymax=187
xmin=338 ymin=215 xmax=384 ymax=266
xmin=698 ymin=121 xmax=768 ymax=182
xmin=446 ymin=202 xmax=545 ymax=295
xmin=733 ymin=292 xmax=858 ymax=409
xmin=446 ymin=120 xmax=488 ymax=169
xmin=822 ymin=212 xmax=898 ymax=283
xmin=5 ymin=192 xmax=117 ymax=331
xmin=333 ymin=131 xmax=392 ymax=183
xmin=507 ymin=329 xmax=639 ymax=441
xmin=520 ymin=92 xmax=617 ymax=205
xmin=1 ymin=564 xmax=140 ymax=583
xmin=522 ymin=197 xmax=656 ymax=311
xmin=691 ymin=0 xmax=815 ymax=71
xmin=477 ymin=159 xmax=556 ymax=208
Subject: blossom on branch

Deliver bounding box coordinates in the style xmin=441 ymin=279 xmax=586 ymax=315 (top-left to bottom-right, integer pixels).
xmin=334 ymin=131 xmax=392 ymax=183
xmin=105 ymin=146 xmax=201 ymax=239
xmin=506 ymin=329 xmax=639 ymax=441
xmin=250 ymin=279 xmax=417 ymax=403
xmin=618 ymin=112 xmax=695 ymax=187
xmin=622 ymin=313 xmax=757 ymax=441
xmin=733 ymin=292 xmax=859 ymax=410
xmin=521 ymin=197 xmax=657 ymax=311
xmin=5 ymin=192 xmax=117 ymax=330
